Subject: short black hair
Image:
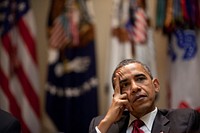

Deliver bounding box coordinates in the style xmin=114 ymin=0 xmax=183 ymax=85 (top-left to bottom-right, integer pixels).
xmin=111 ymin=59 xmax=153 ymax=88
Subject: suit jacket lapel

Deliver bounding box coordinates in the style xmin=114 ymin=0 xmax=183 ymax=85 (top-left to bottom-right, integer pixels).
xmin=109 ymin=110 xmax=171 ymax=133
xmin=118 ymin=111 xmax=130 ymax=133
xmin=152 ymin=110 xmax=170 ymax=133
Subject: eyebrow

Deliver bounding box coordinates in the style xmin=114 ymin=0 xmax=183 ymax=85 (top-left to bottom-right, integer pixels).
xmin=135 ymin=73 xmax=146 ymax=78
xmin=119 ymin=73 xmax=146 ymax=83
xmin=119 ymin=79 xmax=128 ymax=84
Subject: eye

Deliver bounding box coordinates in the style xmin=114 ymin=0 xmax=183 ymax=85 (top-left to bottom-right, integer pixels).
xmin=120 ymin=82 xmax=130 ymax=93
xmin=135 ymin=76 xmax=146 ymax=82
xmin=120 ymin=82 xmax=129 ymax=88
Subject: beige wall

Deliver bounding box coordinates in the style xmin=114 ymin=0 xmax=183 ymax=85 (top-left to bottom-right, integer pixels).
xmin=31 ymin=0 xmax=168 ymax=131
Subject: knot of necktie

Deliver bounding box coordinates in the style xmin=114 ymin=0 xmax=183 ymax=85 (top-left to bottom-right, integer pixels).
xmin=132 ymin=119 xmax=144 ymax=133
xmin=133 ymin=119 xmax=144 ymax=128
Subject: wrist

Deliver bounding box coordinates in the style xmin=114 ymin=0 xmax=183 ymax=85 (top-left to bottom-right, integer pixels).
xmin=97 ymin=118 xmax=113 ymax=133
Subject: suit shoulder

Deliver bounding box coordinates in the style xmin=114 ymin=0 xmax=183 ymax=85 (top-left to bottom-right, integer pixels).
xmin=159 ymin=108 xmax=200 ymax=119
xmin=0 ymin=109 xmax=18 ymax=122
xmin=157 ymin=108 xmax=200 ymax=133
xmin=90 ymin=115 xmax=105 ymax=126
xmin=159 ymin=108 xmax=197 ymax=114
xmin=0 ymin=109 xmax=21 ymax=131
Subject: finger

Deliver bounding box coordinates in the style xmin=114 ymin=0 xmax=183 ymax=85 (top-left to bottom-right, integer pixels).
xmin=116 ymin=93 xmax=133 ymax=111
xmin=118 ymin=105 xmax=125 ymax=112
xmin=112 ymin=93 xmax=128 ymax=104
xmin=119 ymin=95 xmax=133 ymax=112
xmin=113 ymin=94 xmax=129 ymax=105
xmin=123 ymin=100 xmax=133 ymax=112
xmin=117 ymin=93 xmax=127 ymax=99
xmin=114 ymin=73 xmax=121 ymax=94
xmin=117 ymin=99 xmax=129 ymax=112
xmin=117 ymin=70 xmax=124 ymax=78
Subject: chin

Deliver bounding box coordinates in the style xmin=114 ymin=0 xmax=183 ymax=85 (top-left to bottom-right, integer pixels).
xmin=132 ymin=102 xmax=153 ymax=114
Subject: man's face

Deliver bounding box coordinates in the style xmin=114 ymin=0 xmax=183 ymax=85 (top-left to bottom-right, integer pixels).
xmin=116 ymin=63 xmax=160 ymax=118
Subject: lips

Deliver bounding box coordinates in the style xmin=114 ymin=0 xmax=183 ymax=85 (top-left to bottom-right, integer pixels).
xmin=133 ymin=94 xmax=147 ymax=103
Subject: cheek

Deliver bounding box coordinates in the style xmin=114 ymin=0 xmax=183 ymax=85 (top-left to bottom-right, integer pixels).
xmin=148 ymin=88 xmax=157 ymax=99
xmin=143 ymin=85 xmax=156 ymax=97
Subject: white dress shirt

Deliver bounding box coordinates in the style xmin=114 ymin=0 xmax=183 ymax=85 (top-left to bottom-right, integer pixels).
xmin=95 ymin=107 xmax=158 ymax=133
xmin=126 ymin=107 xmax=158 ymax=133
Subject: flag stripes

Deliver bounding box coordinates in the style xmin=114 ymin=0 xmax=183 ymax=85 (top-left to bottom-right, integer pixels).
xmin=133 ymin=8 xmax=147 ymax=44
xmin=17 ymin=19 xmax=37 ymax=64
xmin=2 ymin=30 xmax=40 ymax=117
xmin=0 ymin=68 xmax=31 ymax=133
xmin=49 ymin=18 xmax=69 ymax=49
xmin=0 ymin=0 xmax=41 ymax=132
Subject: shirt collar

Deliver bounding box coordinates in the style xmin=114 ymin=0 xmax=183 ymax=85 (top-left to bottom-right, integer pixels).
xmin=128 ymin=107 xmax=158 ymax=131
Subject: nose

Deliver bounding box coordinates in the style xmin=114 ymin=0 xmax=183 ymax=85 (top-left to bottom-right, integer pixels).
xmin=131 ymin=80 xmax=140 ymax=93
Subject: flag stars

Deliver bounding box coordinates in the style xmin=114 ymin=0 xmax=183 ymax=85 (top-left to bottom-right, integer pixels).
xmin=0 ymin=13 xmax=5 ymax=22
xmin=7 ymin=2 xmax=17 ymax=24
xmin=0 ymin=28 xmax=3 ymax=35
xmin=8 ymin=14 xmax=14 ymax=23
xmin=18 ymin=2 xmax=26 ymax=12
xmin=0 ymin=0 xmax=8 ymax=8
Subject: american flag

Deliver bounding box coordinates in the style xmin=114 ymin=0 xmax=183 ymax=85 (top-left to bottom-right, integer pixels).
xmin=0 ymin=0 xmax=41 ymax=133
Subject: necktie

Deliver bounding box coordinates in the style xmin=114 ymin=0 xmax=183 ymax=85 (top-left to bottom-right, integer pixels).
xmin=132 ymin=119 xmax=144 ymax=133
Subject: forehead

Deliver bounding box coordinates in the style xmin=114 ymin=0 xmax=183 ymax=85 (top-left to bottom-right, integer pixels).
xmin=117 ymin=63 xmax=149 ymax=79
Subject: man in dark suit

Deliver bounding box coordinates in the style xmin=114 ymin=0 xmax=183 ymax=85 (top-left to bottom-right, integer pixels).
xmin=89 ymin=59 xmax=200 ymax=133
xmin=0 ymin=109 xmax=21 ymax=133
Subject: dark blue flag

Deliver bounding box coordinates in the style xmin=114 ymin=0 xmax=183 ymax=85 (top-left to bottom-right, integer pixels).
xmin=45 ymin=0 xmax=98 ymax=132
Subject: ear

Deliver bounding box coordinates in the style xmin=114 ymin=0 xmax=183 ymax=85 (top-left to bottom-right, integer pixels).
xmin=152 ymin=78 xmax=160 ymax=93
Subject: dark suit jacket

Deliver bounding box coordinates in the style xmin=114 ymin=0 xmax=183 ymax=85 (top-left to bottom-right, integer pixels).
xmin=89 ymin=108 xmax=200 ymax=133
xmin=0 ymin=109 xmax=21 ymax=133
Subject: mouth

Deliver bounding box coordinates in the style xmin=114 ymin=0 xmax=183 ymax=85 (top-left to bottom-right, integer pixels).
xmin=133 ymin=94 xmax=147 ymax=103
